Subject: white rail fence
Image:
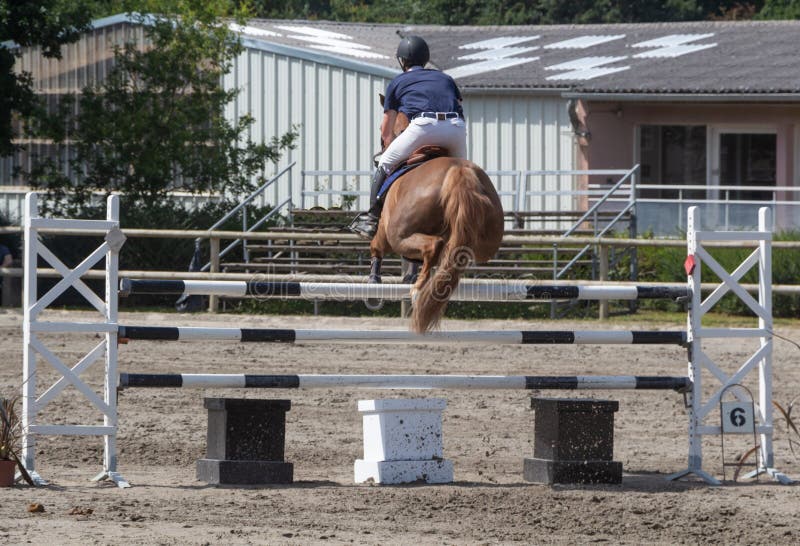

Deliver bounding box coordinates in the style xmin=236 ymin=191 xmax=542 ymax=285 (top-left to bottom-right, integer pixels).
xmin=5 ymin=167 xmax=800 ymax=234
xmin=299 ymin=168 xmax=800 ymax=235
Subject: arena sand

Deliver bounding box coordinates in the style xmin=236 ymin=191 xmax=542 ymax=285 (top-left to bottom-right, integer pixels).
xmin=2 ymin=309 xmax=800 ymax=544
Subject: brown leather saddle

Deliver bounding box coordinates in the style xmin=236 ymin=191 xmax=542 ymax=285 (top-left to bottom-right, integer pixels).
xmin=405 ymin=145 xmax=450 ymax=166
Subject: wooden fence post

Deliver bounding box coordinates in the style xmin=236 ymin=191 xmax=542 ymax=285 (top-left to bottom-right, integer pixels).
xmin=209 ymin=237 xmax=220 ymax=313
xmin=598 ymin=244 xmax=609 ymax=320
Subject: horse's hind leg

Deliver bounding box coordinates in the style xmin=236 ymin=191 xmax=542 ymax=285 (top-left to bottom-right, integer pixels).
xmin=393 ymin=234 xmax=445 ymax=295
xmin=401 ymin=258 xmax=420 ymax=283
xmin=369 ymin=256 xmax=382 ymax=284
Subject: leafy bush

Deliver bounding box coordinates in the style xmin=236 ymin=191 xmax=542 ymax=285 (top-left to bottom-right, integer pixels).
xmin=37 ymin=199 xmax=287 ymax=308
xmin=0 ymin=212 xmax=20 ymax=261
xmin=24 ymin=8 xmax=296 ymax=214
xmin=629 ymin=233 xmax=800 ymax=318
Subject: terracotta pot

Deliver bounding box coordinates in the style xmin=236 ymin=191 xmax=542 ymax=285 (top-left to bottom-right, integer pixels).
xmin=0 ymin=459 xmax=16 ymax=487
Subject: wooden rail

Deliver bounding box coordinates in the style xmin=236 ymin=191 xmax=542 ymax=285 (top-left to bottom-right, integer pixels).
xmin=4 ymin=225 xmax=798 ymax=248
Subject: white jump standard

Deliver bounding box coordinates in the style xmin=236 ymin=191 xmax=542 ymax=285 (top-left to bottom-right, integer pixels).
xmin=21 ymin=193 xmax=128 ymax=487
xmin=670 ymin=206 xmax=790 ymax=485
xmin=119 ymin=373 xmax=693 ymax=391
xmin=118 ymin=326 xmax=687 ymax=345
xmin=119 ymin=278 xmax=689 ymax=302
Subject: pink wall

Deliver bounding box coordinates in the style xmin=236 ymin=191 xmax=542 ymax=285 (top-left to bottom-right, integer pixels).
xmin=578 ymin=101 xmax=800 ymax=228
xmin=580 ymin=101 xmax=799 ymax=182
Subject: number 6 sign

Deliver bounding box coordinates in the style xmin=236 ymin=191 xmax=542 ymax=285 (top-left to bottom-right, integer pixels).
xmin=721 ymin=401 xmax=755 ymax=434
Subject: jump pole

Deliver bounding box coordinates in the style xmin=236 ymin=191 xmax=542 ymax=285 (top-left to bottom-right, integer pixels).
xmin=118 ymin=326 xmax=687 ymax=345
xmin=119 ymin=278 xmax=688 ymax=302
xmin=119 ymin=373 xmax=692 ymax=392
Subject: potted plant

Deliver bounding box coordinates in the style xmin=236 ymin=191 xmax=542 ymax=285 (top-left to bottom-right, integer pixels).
xmin=0 ymin=396 xmax=21 ymax=486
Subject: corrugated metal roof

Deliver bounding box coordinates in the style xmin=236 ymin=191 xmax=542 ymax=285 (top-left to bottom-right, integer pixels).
xmin=234 ymin=19 xmax=800 ymax=96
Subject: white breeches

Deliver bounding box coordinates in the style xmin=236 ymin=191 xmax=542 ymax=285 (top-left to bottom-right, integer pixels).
xmin=378 ymin=116 xmax=467 ymax=172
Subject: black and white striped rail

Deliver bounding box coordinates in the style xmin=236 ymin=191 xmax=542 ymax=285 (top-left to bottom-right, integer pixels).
xmin=119 ymin=373 xmax=692 ymax=392
xmin=118 ymin=326 xmax=687 ymax=345
xmin=119 ymin=278 xmax=688 ymax=302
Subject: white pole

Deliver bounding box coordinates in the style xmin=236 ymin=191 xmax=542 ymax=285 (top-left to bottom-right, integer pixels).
xmin=299 ymin=375 xmax=529 ymax=389
xmin=121 ymin=279 xmax=689 ymax=302
xmin=118 ymin=326 xmax=686 ymax=345
xmin=667 ymin=205 xmax=721 ymax=484
xmin=686 ymin=206 xmax=703 ymax=477
xmin=22 ymin=193 xmax=38 ymax=475
xmin=122 ymin=374 xmax=689 ymax=391
xmin=102 ymin=195 xmax=121 ymax=482
xmin=758 ymin=207 xmax=774 ymax=471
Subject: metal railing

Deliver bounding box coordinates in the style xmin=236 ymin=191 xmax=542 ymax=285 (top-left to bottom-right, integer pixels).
xmin=299 ymin=168 xmax=800 ymax=233
xmin=554 ymin=166 xmax=639 ymax=280
xmin=298 ymin=167 xmax=641 ymax=299
xmin=200 ymin=162 xmax=295 ymax=272
xmin=299 ymin=168 xmax=638 ymax=229
xmin=300 ymin=170 xmax=371 ymax=210
xmin=597 ymin=183 xmax=800 ymax=232
xmin=299 ymin=166 xmax=800 ymax=273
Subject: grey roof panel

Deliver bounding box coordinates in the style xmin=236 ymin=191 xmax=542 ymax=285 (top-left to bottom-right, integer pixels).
xmin=235 ymin=19 xmax=800 ymax=96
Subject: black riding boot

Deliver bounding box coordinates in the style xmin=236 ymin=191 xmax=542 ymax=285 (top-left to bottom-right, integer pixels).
xmin=350 ymin=167 xmax=388 ymax=239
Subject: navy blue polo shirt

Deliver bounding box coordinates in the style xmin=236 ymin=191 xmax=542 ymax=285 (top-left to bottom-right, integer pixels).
xmin=384 ymin=66 xmax=463 ymax=119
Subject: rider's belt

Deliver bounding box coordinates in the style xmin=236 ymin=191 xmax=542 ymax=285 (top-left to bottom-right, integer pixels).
xmin=412 ymin=112 xmax=461 ymax=121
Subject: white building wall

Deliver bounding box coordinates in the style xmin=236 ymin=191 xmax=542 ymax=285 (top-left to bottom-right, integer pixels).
xmin=0 ymin=17 xmax=143 ymax=221
xmin=226 ymin=41 xmax=393 ymax=212
xmin=228 ymin=41 xmax=576 ymax=214
xmin=462 ymin=93 xmax=575 ymax=217
xmin=0 ymin=24 xmax=576 ymax=222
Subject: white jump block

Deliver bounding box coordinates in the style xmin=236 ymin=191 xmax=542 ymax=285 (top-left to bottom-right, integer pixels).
xmin=354 ymin=459 xmax=454 ymax=484
xmin=354 ymin=398 xmax=453 ymax=485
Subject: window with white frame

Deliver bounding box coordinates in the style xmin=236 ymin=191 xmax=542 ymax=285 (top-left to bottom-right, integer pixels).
xmin=717 ymin=132 xmax=776 ymax=201
xmin=638 ymin=124 xmax=777 ymax=202
xmin=639 ymin=125 xmax=707 ymax=200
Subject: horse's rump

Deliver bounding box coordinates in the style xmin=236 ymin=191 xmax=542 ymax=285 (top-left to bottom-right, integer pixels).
xmin=372 ymin=157 xmax=503 ymax=332
xmin=408 ymin=161 xmax=503 ymax=331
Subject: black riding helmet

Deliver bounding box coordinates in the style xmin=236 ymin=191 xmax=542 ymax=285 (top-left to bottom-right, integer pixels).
xmin=396 ymin=35 xmax=429 ymax=69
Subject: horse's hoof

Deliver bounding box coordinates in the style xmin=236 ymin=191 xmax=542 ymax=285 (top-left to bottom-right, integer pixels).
xmin=365 ymin=298 xmax=384 ymax=312
xmin=402 ymin=274 xmax=418 ymax=283
xmin=369 ymin=275 xmax=382 ymax=284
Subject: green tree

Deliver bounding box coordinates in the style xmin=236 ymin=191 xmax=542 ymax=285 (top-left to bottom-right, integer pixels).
xmin=0 ymin=0 xmax=99 ymax=157
xmin=531 ymin=0 xmax=762 ymax=24
xmin=249 ymin=0 xmax=332 ymax=19
xmin=245 ymin=0 xmax=768 ymax=24
xmin=758 ymin=0 xmax=800 ymax=18
xmin=25 ymin=3 xmax=297 ymax=214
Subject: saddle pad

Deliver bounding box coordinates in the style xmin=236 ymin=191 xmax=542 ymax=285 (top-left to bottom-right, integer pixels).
xmin=376 ymin=163 xmax=423 ymax=199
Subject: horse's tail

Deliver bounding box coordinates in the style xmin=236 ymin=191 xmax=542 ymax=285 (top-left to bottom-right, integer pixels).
xmin=411 ymin=164 xmax=495 ymax=333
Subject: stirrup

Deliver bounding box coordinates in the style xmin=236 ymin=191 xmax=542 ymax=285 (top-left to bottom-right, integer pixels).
xmin=349 ymin=213 xmax=379 ymax=239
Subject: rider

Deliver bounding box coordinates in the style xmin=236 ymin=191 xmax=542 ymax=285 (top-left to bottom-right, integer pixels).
xmin=350 ymin=35 xmax=467 ymax=239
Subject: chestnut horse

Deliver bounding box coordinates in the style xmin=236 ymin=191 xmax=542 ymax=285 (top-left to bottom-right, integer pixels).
xmin=369 ymin=105 xmax=504 ymax=332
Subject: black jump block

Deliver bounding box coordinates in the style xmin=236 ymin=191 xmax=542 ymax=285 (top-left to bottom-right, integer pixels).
xmin=196 ymin=398 xmax=293 ymax=485
xmin=523 ymin=459 xmax=622 ymax=485
xmin=196 ymin=459 xmax=293 ymax=485
xmin=523 ymin=398 xmax=622 ymax=485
